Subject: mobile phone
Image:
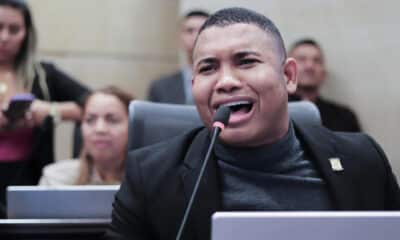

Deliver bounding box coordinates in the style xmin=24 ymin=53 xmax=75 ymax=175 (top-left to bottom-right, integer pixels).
xmin=2 ymin=93 xmax=35 ymax=121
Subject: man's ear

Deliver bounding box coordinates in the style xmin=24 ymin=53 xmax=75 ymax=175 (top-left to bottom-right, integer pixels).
xmin=283 ymin=57 xmax=297 ymax=94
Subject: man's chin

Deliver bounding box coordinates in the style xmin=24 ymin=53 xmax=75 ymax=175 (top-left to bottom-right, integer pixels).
xmin=218 ymin=129 xmax=253 ymax=147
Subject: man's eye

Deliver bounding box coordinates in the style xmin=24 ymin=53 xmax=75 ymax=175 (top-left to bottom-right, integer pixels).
xmin=185 ymin=28 xmax=195 ymax=34
xmin=199 ymin=65 xmax=214 ymax=73
xmin=239 ymin=58 xmax=258 ymax=66
xmin=314 ymin=58 xmax=323 ymax=65
xmin=295 ymin=56 xmax=307 ymax=63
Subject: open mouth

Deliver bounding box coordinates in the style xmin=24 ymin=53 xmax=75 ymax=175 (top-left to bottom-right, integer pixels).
xmin=220 ymin=100 xmax=254 ymax=114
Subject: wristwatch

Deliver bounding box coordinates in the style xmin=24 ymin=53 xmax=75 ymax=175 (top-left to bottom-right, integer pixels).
xmin=49 ymin=103 xmax=61 ymax=125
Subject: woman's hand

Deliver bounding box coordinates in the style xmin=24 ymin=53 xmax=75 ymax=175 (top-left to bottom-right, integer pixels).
xmin=30 ymin=99 xmax=51 ymax=126
xmin=0 ymin=99 xmax=81 ymax=131
xmin=31 ymin=100 xmax=83 ymax=123
xmin=0 ymin=109 xmax=34 ymax=131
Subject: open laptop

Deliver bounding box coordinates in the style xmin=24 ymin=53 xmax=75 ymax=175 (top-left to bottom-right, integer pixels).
xmin=7 ymin=185 xmax=119 ymax=219
xmin=212 ymin=211 xmax=400 ymax=240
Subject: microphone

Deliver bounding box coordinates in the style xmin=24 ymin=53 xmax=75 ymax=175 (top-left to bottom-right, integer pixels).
xmin=212 ymin=105 xmax=231 ymax=132
xmin=175 ymin=106 xmax=231 ymax=240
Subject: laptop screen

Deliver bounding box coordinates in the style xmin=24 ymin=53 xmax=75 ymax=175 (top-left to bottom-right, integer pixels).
xmin=7 ymin=185 xmax=119 ymax=219
xmin=212 ymin=211 xmax=400 ymax=240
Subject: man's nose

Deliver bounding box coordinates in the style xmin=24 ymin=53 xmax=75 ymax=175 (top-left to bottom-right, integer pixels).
xmin=215 ymin=68 xmax=242 ymax=93
xmin=303 ymin=59 xmax=316 ymax=69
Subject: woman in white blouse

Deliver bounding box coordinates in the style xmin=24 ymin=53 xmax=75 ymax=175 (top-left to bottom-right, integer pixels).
xmin=39 ymin=86 xmax=134 ymax=185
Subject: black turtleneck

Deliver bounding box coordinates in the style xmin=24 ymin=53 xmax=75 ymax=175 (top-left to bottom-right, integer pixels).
xmin=215 ymin=122 xmax=334 ymax=210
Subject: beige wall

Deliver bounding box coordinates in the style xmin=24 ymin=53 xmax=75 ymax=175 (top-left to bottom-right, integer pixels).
xmin=28 ymin=0 xmax=180 ymax=160
xmin=181 ymin=1 xmax=400 ymax=177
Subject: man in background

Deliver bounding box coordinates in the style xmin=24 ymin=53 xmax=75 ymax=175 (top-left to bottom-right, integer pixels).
xmin=289 ymin=39 xmax=361 ymax=132
xmin=147 ymin=10 xmax=209 ymax=104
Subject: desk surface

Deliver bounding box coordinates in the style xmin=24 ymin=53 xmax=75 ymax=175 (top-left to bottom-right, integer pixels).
xmin=0 ymin=219 xmax=110 ymax=240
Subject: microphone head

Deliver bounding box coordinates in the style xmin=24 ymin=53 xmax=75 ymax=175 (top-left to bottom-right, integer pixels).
xmin=213 ymin=106 xmax=231 ymax=127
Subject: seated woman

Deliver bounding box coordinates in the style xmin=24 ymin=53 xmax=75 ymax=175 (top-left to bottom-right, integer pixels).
xmin=39 ymin=86 xmax=134 ymax=185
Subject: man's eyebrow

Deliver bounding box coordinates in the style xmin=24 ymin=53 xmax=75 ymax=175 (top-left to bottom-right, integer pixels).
xmin=234 ymin=51 xmax=262 ymax=58
xmin=195 ymin=57 xmax=217 ymax=67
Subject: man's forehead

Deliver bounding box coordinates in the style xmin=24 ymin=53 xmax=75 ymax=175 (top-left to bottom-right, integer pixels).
xmin=193 ymin=23 xmax=278 ymax=60
xmin=291 ymin=44 xmax=323 ymax=56
xmin=199 ymin=23 xmax=267 ymax=38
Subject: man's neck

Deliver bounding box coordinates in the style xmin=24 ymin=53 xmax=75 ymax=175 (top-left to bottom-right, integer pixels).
xmin=296 ymin=86 xmax=320 ymax=102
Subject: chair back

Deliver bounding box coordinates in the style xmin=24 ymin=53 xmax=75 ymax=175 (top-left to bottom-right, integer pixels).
xmin=127 ymin=100 xmax=321 ymax=151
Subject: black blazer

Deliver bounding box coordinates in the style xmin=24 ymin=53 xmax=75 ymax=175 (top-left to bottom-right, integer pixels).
xmin=289 ymin=95 xmax=362 ymax=132
xmin=147 ymin=70 xmax=186 ymax=104
xmin=107 ymin=121 xmax=400 ymax=240
xmin=315 ymin=97 xmax=362 ymax=132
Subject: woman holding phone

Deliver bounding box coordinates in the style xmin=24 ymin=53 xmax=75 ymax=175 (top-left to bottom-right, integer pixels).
xmin=0 ymin=0 xmax=90 ymax=213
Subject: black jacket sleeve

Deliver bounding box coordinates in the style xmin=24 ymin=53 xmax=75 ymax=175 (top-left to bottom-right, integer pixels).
xmin=41 ymin=62 xmax=91 ymax=104
xmin=106 ymin=152 xmax=153 ymax=240
xmin=366 ymin=135 xmax=400 ymax=209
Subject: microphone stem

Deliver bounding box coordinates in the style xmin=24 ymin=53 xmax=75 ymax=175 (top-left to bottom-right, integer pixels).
xmin=175 ymin=127 xmax=221 ymax=240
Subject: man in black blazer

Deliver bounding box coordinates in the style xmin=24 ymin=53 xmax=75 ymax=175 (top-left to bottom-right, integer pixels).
xmin=107 ymin=7 xmax=400 ymax=240
xmin=288 ymin=39 xmax=362 ymax=132
xmin=148 ymin=10 xmax=209 ymax=104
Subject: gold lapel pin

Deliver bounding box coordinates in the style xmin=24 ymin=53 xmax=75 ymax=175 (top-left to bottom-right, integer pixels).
xmin=329 ymin=158 xmax=344 ymax=171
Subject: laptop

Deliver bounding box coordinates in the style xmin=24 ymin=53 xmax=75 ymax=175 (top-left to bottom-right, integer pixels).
xmin=7 ymin=185 xmax=119 ymax=219
xmin=212 ymin=211 xmax=400 ymax=240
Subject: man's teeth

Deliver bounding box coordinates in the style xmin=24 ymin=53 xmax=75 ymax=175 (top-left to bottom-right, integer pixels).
xmin=221 ymin=101 xmax=251 ymax=108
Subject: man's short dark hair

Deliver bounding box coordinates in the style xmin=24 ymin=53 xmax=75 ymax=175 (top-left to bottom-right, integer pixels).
xmin=184 ymin=10 xmax=209 ymax=19
xmin=289 ymin=38 xmax=322 ymax=54
xmin=197 ymin=7 xmax=287 ymax=61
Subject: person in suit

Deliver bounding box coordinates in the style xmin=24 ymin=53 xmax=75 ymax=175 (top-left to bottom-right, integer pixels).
xmin=288 ymin=38 xmax=362 ymax=132
xmin=107 ymin=7 xmax=400 ymax=240
xmin=147 ymin=10 xmax=209 ymax=104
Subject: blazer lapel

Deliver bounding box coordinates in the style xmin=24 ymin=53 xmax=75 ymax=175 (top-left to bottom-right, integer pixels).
xmin=181 ymin=129 xmax=220 ymax=240
xmin=294 ymin=121 xmax=360 ymax=209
